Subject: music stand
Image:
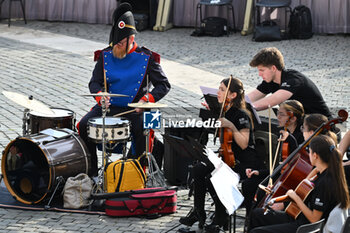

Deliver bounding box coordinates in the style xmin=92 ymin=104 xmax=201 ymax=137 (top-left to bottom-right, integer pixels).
xmin=203 ymin=94 xmax=220 ymax=117
xmin=162 ymin=134 xmax=208 ymax=164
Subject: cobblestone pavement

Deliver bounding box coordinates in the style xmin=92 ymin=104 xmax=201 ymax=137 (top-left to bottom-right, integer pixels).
xmin=0 ymin=19 xmax=349 ymax=232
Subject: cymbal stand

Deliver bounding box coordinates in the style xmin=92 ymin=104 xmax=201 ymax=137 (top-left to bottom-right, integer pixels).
xmin=22 ymin=95 xmax=34 ymax=136
xmin=94 ymin=96 xmax=109 ymax=192
xmin=143 ymin=113 xmax=165 ymax=188
xmin=22 ymin=108 xmax=29 ymax=136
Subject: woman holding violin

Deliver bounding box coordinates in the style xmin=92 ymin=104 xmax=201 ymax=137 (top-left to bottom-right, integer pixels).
xmin=277 ymin=100 xmax=305 ymax=153
xmin=242 ymin=100 xmax=305 ymax=216
xmin=179 ymin=77 xmax=259 ymax=232
xmin=248 ymin=135 xmax=350 ymax=233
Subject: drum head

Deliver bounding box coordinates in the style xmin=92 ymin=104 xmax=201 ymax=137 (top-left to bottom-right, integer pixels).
xmin=88 ymin=117 xmax=129 ymax=126
xmin=1 ymin=138 xmax=50 ymax=204
xmin=1 ymin=130 xmax=90 ymax=205
xmin=30 ymin=108 xmax=73 ymax=117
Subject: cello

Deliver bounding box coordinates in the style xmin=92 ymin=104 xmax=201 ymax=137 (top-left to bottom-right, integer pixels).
xmin=266 ymin=175 xmax=317 ymax=219
xmin=258 ymin=109 xmax=348 ymax=210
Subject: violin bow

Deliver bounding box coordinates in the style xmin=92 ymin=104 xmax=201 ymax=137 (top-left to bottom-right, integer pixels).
xmin=271 ymin=112 xmax=293 ymax=173
xmin=214 ymin=75 xmax=233 ymax=145
xmin=268 ymin=105 xmax=273 ymax=186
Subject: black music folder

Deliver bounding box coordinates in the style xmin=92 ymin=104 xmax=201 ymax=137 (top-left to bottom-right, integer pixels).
xmin=162 ymin=134 xmax=207 ymax=163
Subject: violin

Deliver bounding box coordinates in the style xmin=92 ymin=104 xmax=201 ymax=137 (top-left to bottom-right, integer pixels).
xmin=280 ymin=111 xmax=294 ymax=172
xmin=213 ymin=75 xmax=235 ymax=167
xmin=218 ymin=97 xmax=235 ymax=167
xmin=259 ymin=109 xmax=348 ymax=211
xmin=270 ymin=111 xmax=293 ymax=175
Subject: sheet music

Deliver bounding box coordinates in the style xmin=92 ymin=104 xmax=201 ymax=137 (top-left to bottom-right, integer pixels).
xmin=245 ymin=95 xmax=262 ymax=124
xmin=205 ymin=148 xmax=244 ymax=215
xmin=200 ymin=86 xmax=217 ymax=96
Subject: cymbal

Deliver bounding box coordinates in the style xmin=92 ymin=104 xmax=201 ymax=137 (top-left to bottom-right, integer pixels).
xmin=128 ymin=102 xmax=168 ymax=109
xmin=82 ymin=92 xmax=128 ymax=97
xmin=2 ymin=91 xmax=54 ymax=115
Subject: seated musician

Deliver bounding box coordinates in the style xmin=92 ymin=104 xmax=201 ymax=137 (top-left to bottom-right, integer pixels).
xmin=247 ymin=47 xmax=332 ymax=118
xmin=77 ymin=3 xmax=170 ymax=176
xmin=248 ymin=135 xmax=350 ymax=233
xmin=279 ymin=113 xmax=337 ymax=206
xmin=301 ymin=114 xmax=337 ymax=145
xmin=179 ymin=77 xmax=262 ymax=232
xmin=242 ymin=100 xmax=305 ymax=216
xmin=338 ymin=130 xmax=350 ymax=193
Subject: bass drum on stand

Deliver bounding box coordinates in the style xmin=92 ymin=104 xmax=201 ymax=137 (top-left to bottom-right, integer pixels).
xmin=1 ymin=128 xmax=90 ymax=204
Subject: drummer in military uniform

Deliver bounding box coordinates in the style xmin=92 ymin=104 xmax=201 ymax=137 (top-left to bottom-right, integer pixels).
xmin=78 ymin=2 xmax=171 ymax=177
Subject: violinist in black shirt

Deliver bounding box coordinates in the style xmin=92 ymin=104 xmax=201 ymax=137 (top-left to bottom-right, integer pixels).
xmin=179 ymin=77 xmax=260 ymax=233
xmin=242 ymin=100 xmax=305 ymax=216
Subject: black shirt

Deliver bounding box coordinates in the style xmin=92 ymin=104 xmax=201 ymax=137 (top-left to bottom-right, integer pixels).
xmin=224 ymin=107 xmax=257 ymax=165
xmin=257 ymin=69 xmax=331 ymax=118
xmin=285 ymin=125 xmax=304 ymax=153
xmin=297 ymin=169 xmax=337 ymax=224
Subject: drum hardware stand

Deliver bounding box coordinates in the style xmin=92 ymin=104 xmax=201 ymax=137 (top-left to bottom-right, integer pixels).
xmin=142 ymin=74 xmax=165 ymax=187
xmin=22 ymin=108 xmax=30 ymax=136
xmin=143 ymin=127 xmax=165 ymax=188
xmin=95 ymin=96 xmax=110 ymax=192
xmin=44 ymin=176 xmax=64 ymax=210
xmin=21 ymin=95 xmax=35 ymax=136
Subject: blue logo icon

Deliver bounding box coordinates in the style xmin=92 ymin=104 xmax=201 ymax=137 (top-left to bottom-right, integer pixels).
xmin=143 ymin=110 xmax=162 ymax=129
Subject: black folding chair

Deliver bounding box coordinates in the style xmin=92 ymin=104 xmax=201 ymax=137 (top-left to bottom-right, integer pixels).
xmin=0 ymin=0 xmax=27 ymax=27
xmin=296 ymin=219 xmax=325 ymax=233
xmin=196 ymin=0 xmax=236 ymax=33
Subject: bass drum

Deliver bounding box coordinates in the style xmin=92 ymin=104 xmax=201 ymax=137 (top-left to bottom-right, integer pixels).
xmin=1 ymin=128 xmax=90 ymax=204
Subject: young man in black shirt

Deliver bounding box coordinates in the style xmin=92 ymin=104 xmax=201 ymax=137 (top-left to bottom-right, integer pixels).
xmin=247 ymin=47 xmax=331 ymax=118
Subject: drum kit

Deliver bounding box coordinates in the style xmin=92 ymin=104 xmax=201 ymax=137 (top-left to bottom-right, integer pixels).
xmin=1 ymin=89 xmax=167 ymax=204
xmin=81 ymin=92 xmax=168 ymax=192
xmin=1 ymin=91 xmax=88 ymax=205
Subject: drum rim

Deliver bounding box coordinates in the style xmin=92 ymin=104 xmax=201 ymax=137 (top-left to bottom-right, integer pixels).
xmin=1 ymin=137 xmax=52 ymax=205
xmin=29 ymin=107 xmax=74 ymax=118
xmin=88 ymin=116 xmax=130 ymax=127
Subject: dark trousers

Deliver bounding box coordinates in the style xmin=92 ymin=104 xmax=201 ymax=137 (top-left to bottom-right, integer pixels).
xmin=241 ymin=175 xmax=265 ymax=216
xmin=248 ymin=208 xmax=299 ymax=233
xmin=192 ymin=162 xmax=228 ymax=225
xmin=78 ymin=104 xmax=145 ymax=176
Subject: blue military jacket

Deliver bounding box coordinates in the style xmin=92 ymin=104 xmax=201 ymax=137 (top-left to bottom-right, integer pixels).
xmin=89 ymin=43 xmax=170 ymax=108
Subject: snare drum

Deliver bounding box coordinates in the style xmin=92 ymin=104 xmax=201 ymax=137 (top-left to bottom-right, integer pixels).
xmin=87 ymin=117 xmax=130 ymax=143
xmin=1 ymin=128 xmax=90 ymax=204
xmin=28 ymin=108 xmax=75 ymax=134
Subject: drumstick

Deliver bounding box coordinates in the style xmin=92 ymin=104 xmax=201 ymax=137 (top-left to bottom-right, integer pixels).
xmin=103 ymin=69 xmax=107 ymax=92
xmin=113 ymin=109 xmax=137 ymax=117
